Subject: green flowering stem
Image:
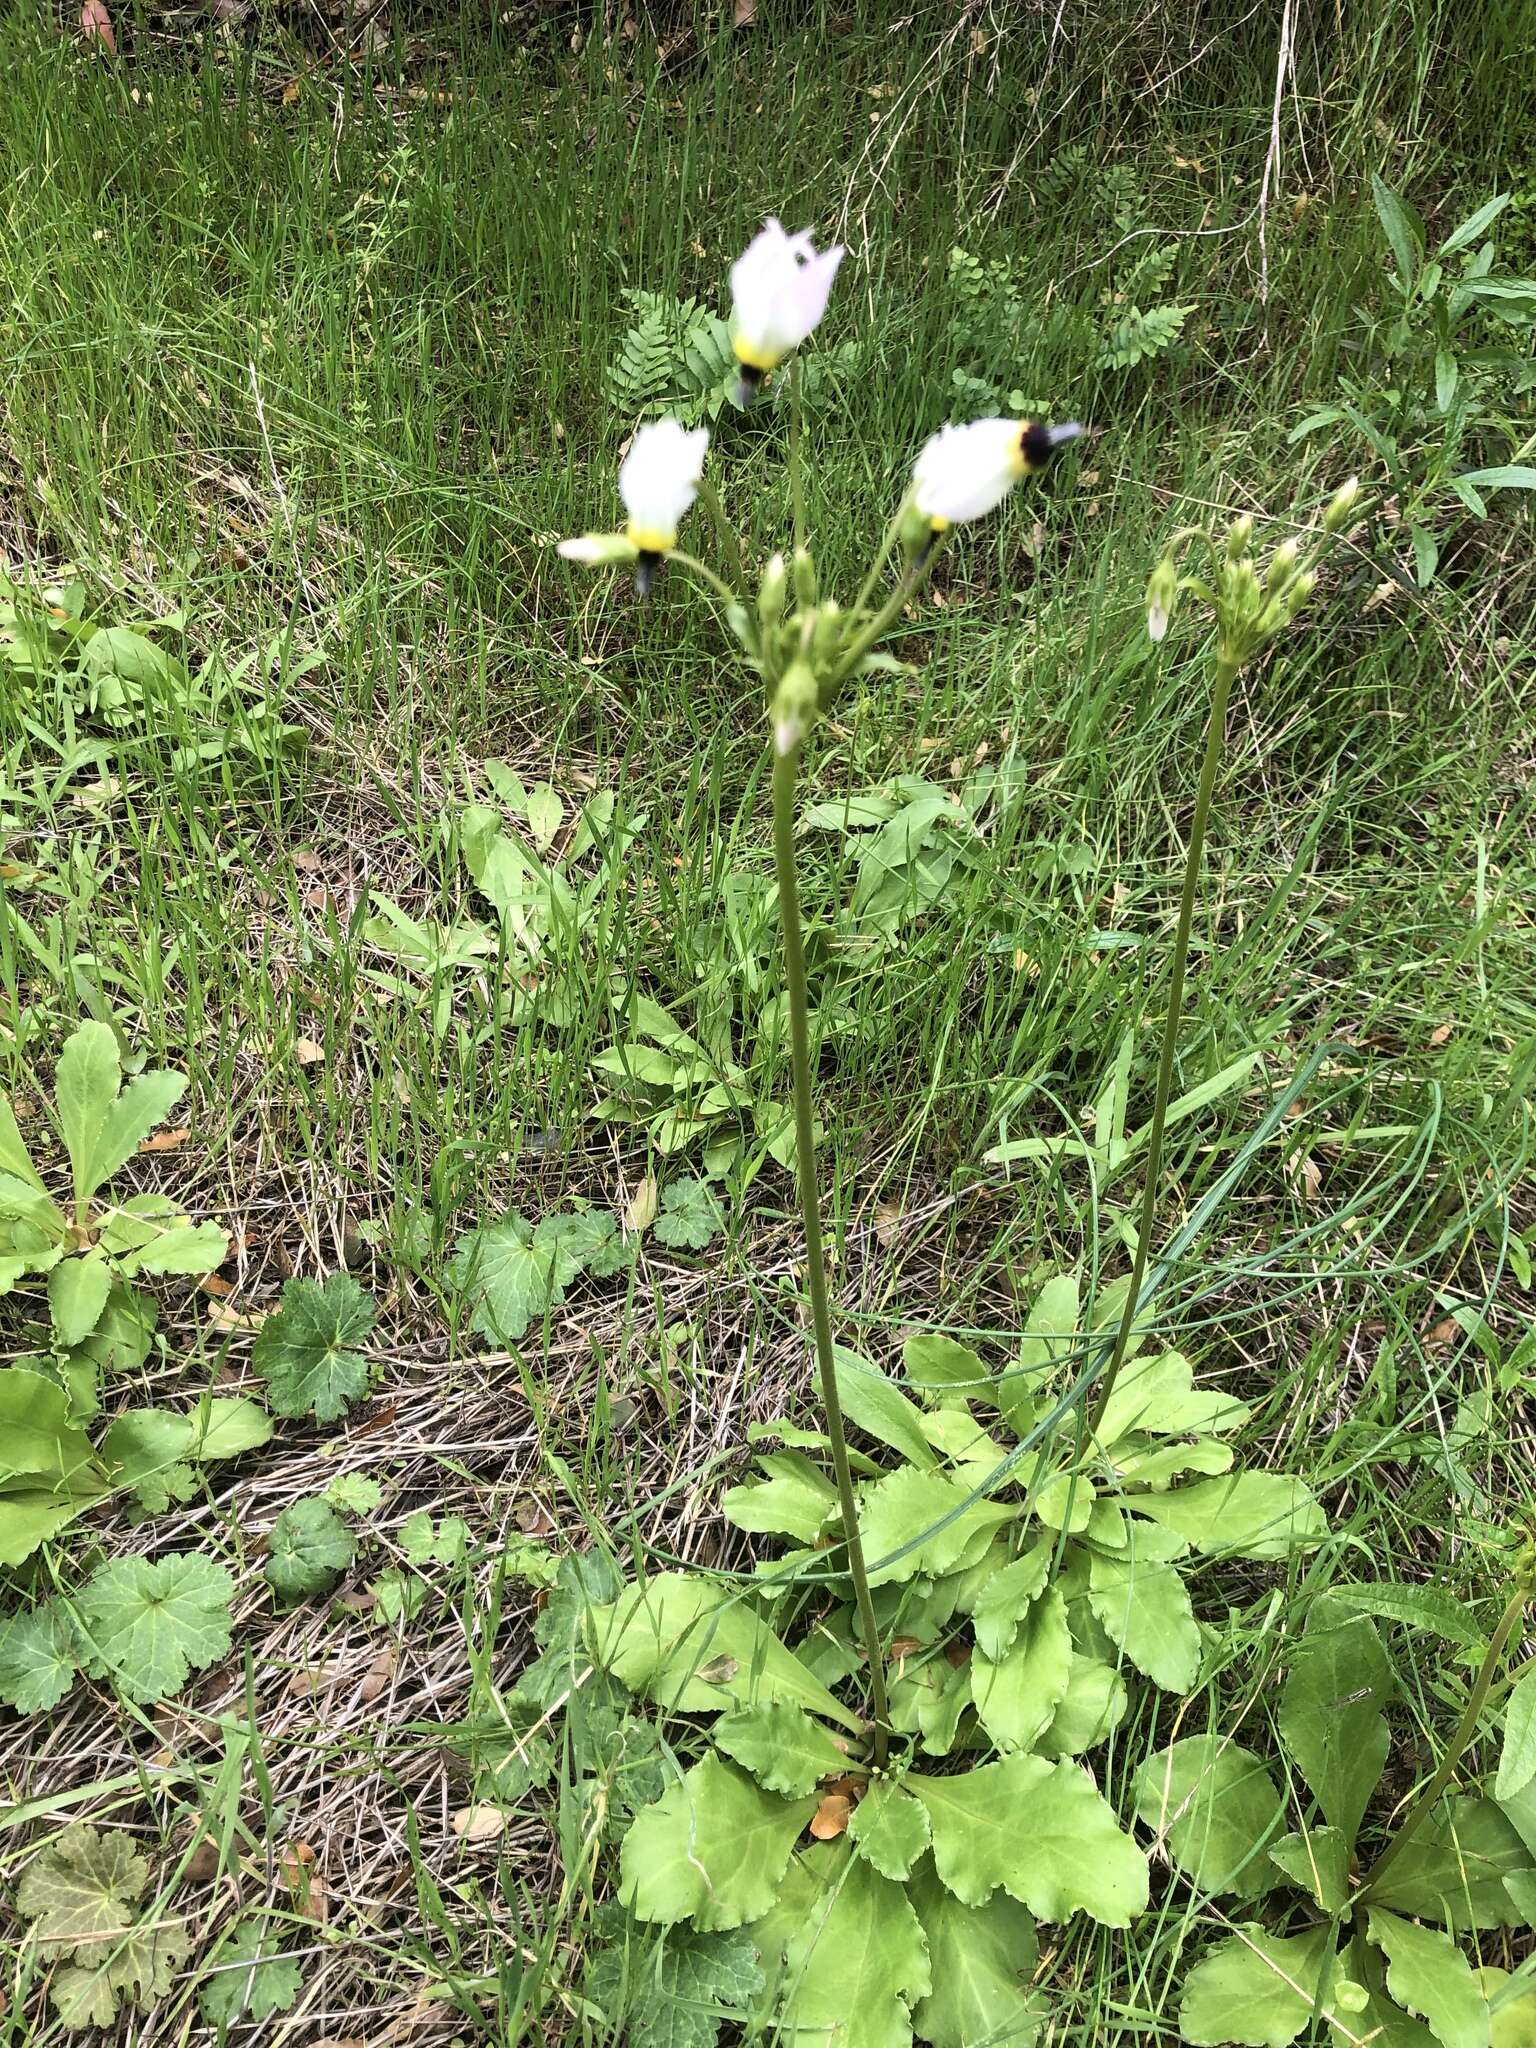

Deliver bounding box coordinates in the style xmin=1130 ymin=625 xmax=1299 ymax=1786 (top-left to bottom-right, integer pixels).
xmin=1086 ymin=652 xmax=1240 ymax=1438
xmin=788 ymin=357 xmax=807 ymax=557
xmin=668 ymin=550 xmax=746 ymax=614
xmin=849 ymin=494 xmax=915 ymax=625
xmin=1356 ymin=1583 xmax=1528 ymax=1906
xmin=772 ymin=736 xmax=891 ymax=1765
xmin=695 ymin=477 xmax=749 ymax=599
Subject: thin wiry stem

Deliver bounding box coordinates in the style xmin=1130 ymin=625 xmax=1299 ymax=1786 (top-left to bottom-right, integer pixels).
xmin=772 ymin=738 xmax=890 ymax=1765
xmin=1086 ymin=654 xmax=1239 ymax=1437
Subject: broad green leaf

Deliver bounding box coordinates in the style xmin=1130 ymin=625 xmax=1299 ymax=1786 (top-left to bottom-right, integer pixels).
xmin=48 ymin=1254 xmax=112 ymax=1346
xmin=1495 ymin=1774 xmax=1536 ymax=1860
xmin=0 ymin=1171 xmax=64 ymax=1234
xmin=0 ymin=1092 xmax=45 ymax=1189
xmin=1095 ymin=1348 xmax=1251 ymax=1447
xmin=753 ymin=1842 xmax=931 ymax=2048
xmin=199 ymin=1917 xmax=304 ymax=2026
xmin=588 ymin=1572 xmax=860 ymax=1728
xmin=0 ymin=1485 xmax=97 ymax=1566
xmin=713 ymin=1703 xmax=851 ymax=1796
xmin=903 ymin=1331 xmax=988 ymax=1405
xmin=1088 ymin=1546 xmax=1202 ymax=1691
xmin=1279 ymin=1603 xmax=1394 ymax=1841
xmin=1038 ymin=1652 xmax=1128 ymax=1758
xmin=834 ymin=1349 xmax=937 ymax=1468
xmin=652 ymin=1177 xmax=726 ymax=1250
xmin=53 ymin=1021 xmax=121 ymax=1206
xmin=913 ymin=1755 xmax=1148 ymax=1925
xmin=1116 ymin=1440 xmax=1235 ymax=1489
xmin=621 ymin=1757 xmax=816 ymax=1929
xmin=1372 ymin=173 xmax=1426 ymax=281
xmin=92 ymin=1069 xmax=186 ymax=1188
xmin=103 ymin=1400 xmax=271 ymax=1487
xmin=909 ymin=1856 xmax=1040 ymax=2048
xmin=0 ymin=1367 xmax=94 ymax=1479
xmin=449 ymin=1212 xmax=566 ymax=1342
xmin=972 ymin=1586 xmax=1072 ymax=1752
xmin=1125 ymin=1474 xmax=1325 ymax=1558
xmin=0 ymin=1602 xmax=81 ymax=1713
xmin=267 ymin=1497 xmax=356 ymax=1602
xmin=1369 ymin=1798 xmax=1533 ymax=1932
xmin=1436 ymin=193 xmax=1511 ymax=257
xmin=78 ymin=1552 xmax=235 ymax=1703
xmin=1436 ymin=350 xmax=1460 ymax=412
xmin=859 ymin=1465 xmax=1012 ymax=1587
xmin=1366 ymin=1907 xmax=1490 ymax=2048
xmin=587 ymin=1919 xmax=763 ymax=2048
xmin=1134 ymin=1736 xmax=1285 ymax=1899
xmin=1458 ymin=466 xmax=1536 ymax=491
xmin=721 ymin=1452 xmax=839 ymax=1543
xmin=525 ymin=781 xmax=564 ymax=849
xmin=1268 ymin=1827 xmax=1351 ymax=1914
xmin=1329 ymin=1581 xmax=1482 ymax=1647
xmin=1477 ymin=1969 xmax=1536 ymax=2048
xmin=998 ymin=1269 xmax=1079 ymax=1436
xmin=1179 ymin=1925 xmax=1337 ymax=2047
xmin=16 ymin=1822 xmax=147 ymax=1951
xmin=971 ymin=1539 xmax=1052 ymax=1661
xmin=1035 ymin=1468 xmax=1095 ymax=1532
xmin=252 ymin=1273 xmax=375 ymax=1421
xmin=1125 ymin=1050 xmax=1263 ymax=1160
xmin=100 ymin=1198 xmax=229 ymax=1276
xmin=1497 ymin=1670 xmax=1536 ymax=1801
xmin=848 ymin=1779 xmax=932 ymax=1881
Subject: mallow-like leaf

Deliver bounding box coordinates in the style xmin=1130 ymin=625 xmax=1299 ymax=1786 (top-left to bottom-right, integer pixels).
xmin=77 ymin=1552 xmax=234 ymax=1703
xmin=254 ymin=1272 xmax=375 ymax=1420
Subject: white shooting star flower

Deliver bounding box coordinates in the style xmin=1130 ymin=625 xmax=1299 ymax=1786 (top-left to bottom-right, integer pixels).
xmin=617 ymin=418 xmax=710 ymax=555
xmin=911 ymin=418 xmax=1085 ymax=530
xmin=729 ymin=219 xmax=844 ymax=385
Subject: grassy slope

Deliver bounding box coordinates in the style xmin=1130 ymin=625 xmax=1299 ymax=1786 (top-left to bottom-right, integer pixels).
xmin=1 ymin=2 xmax=1533 ymax=2039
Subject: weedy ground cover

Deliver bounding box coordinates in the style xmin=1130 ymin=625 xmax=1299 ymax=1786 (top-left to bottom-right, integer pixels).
xmin=0 ymin=2 xmax=1532 ymax=2040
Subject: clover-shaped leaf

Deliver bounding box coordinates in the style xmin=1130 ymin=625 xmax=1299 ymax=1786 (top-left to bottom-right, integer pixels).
xmin=652 ymin=1178 xmax=725 ymax=1251
xmin=253 ymin=1273 xmax=375 ymax=1420
xmin=266 ymin=1497 xmax=355 ymax=1603
xmin=199 ymin=1917 xmax=304 ymax=2026
xmin=78 ymin=1552 xmax=234 ymax=1703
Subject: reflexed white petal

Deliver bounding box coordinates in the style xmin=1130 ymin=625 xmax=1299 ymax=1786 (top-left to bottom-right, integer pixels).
xmin=1147 ymin=603 xmax=1169 ymax=642
xmin=558 ymin=534 xmax=622 ymax=564
xmin=618 ymin=420 xmax=709 ymax=549
xmin=730 ymin=218 xmax=844 ymax=369
xmin=911 ymin=419 xmax=1026 ymax=525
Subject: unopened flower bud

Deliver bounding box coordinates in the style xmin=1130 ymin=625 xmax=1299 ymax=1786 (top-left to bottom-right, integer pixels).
xmin=1145 ymin=556 xmax=1178 ymax=643
xmin=771 ymin=659 xmax=819 ymax=757
xmin=557 ymin=533 xmax=639 ymax=566
xmin=1265 ymin=538 xmax=1302 ymax=590
xmin=1225 ymin=514 xmax=1254 ymax=560
xmin=758 ymin=552 xmax=788 ymax=634
xmin=1284 ymin=570 xmax=1316 ymax=618
xmin=1324 ymin=475 xmax=1362 ymax=534
xmin=793 ymin=548 xmax=818 ymax=610
xmin=812 ymin=602 xmax=843 ymax=663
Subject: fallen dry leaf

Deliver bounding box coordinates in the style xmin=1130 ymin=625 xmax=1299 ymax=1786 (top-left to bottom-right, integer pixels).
xmin=358 ymin=1646 xmax=395 ymax=1704
xmin=199 ymin=1273 xmax=234 ymax=1298
xmin=873 ymin=1202 xmax=903 ymax=1248
xmin=294 ymin=1037 xmax=324 ymax=1065
xmin=515 ymin=1497 xmax=554 ymax=1537
xmin=452 ymin=1805 xmax=507 ymax=1843
xmin=292 ymin=849 xmax=323 ymax=873
xmin=79 ymin=0 xmax=116 ymax=50
xmin=809 ymin=1794 xmax=852 ymax=1841
xmin=138 ymin=1127 xmax=190 ymax=1153
xmin=1429 ymin=1020 xmax=1454 ymax=1046
xmin=623 ymin=1174 xmax=659 ymax=1233
xmin=206 ymin=1301 xmax=268 ymax=1333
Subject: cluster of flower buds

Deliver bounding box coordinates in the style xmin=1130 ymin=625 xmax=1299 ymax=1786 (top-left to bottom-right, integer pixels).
xmin=559 ymin=217 xmax=1088 ymax=751
xmin=1143 ymin=476 xmax=1363 ymax=669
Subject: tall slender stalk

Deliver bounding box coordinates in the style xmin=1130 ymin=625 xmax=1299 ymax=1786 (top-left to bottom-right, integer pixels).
xmin=772 ymin=739 xmax=891 ymax=1765
xmin=1086 ymin=654 xmax=1240 ymax=1438
xmin=1357 ymin=1584 xmax=1528 ymax=1904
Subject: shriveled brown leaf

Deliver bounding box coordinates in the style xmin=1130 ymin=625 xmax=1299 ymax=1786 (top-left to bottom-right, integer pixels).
xmin=294 ymin=1037 xmax=325 ymax=1065
xmin=138 ymin=1127 xmax=191 ymax=1153
xmin=1429 ymin=1020 xmax=1454 ymax=1046
xmin=514 ymin=1497 xmax=554 ymax=1537
xmin=359 ymin=1647 xmax=395 ymax=1704
xmin=292 ymin=849 xmax=323 ymax=873
xmin=79 ymin=0 xmax=116 ymax=51
xmin=207 ymin=1300 xmax=268 ymax=1333
xmin=809 ymin=1793 xmax=852 ymax=1840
